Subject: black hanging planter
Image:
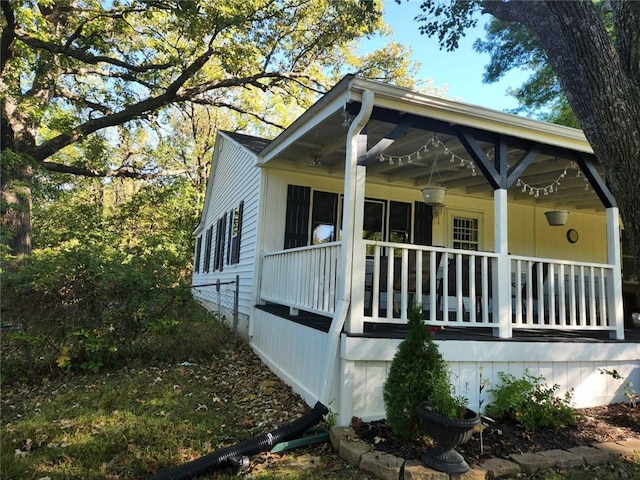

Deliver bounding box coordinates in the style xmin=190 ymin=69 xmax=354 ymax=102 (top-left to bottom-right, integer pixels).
xmin=416 ymin=402 xmax=480 ymax=474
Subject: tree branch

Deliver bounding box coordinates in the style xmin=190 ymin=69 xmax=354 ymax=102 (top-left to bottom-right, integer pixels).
xmin=57 ymin=88 xmax=114 ymax=115
xmin=176 ymin=71 xmax=313 ymax=98
xmin=189 ymin=98 xmax=286 ymax=130
xmin=15 ymin=31 xmax=176 ymax=73
xmin=64 ymin=66 xmax=157 ymax=90
xmin=1 ymin=1 xmax=16 ymax=74
xmin=611 ymin=0 xmax=640 ymax=82
xmin=29 ymin=71 xmax=309 ymax=162
xmin=40 ymin=161 xmax=192 ymax=179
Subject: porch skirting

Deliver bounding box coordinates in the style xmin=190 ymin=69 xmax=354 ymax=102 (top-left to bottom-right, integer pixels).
xmin=251 ymin=307 xmax=335 ymax=408
xmin=251 ymin=306 xmax=640 ymax=426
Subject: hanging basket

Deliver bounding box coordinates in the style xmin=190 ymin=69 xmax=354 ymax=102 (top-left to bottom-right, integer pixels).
xmin=544 ymin=210 xmax=569 ymax=226
xmin=421 ymin=186 xmax=446 ymax=206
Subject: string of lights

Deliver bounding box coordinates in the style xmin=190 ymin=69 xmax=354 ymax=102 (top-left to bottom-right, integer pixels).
xmin=379 ymin=135 xmax=477 ymax=176
xmin=515 ymin=161 xmax=590 ymax=197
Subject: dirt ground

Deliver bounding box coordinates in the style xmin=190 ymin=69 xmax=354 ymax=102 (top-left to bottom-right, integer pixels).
xmin=354 ymin=403 xmax=640 ymax=466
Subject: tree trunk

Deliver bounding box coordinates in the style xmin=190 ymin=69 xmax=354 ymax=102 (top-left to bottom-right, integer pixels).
xmin=1 ymin=160 xmax=33 ymax=261
xmin=483 ymin=0 xmax=640 ymax=281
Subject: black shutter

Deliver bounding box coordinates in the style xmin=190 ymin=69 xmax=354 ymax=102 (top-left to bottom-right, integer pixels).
xmin=414 ymin=202 xmax=433 ymax=246
xmin=284 ymin=185 xmax=310 ymax=249
xmin=233 ymin=201 xmax=244 ymax=264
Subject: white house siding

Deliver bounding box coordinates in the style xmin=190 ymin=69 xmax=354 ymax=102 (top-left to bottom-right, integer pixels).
xmin=192 ymin=135 xmax=262 ymax=338
xmin=339 ymin=335 xmax=640 ymax=424
xmin=251 ymin=308 xmax=330 ymax=407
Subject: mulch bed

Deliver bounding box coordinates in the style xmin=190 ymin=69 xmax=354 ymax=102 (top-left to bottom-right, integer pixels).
xmin=353 ymin=403 xmax=640 ymax=466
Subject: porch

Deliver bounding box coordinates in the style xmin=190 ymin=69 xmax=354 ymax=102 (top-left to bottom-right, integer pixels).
xmin=249 ymin=76 xmax=636 ymax=424
xmin=259 ymin=241 xmax=623 ymax=339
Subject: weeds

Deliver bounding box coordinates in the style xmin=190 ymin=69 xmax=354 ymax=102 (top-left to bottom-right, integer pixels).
xmin=486 ymin=371 xmax=577 ymax=431
xmin=599 ymin=368 xmax=639 ymax=407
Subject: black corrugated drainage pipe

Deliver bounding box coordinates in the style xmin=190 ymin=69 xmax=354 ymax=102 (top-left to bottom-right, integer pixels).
xmin=150 ymin=401 xmax=329 ymax=480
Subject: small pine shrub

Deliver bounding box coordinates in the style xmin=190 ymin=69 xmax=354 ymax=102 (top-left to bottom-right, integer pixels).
xmin=486 ymin=371 xmax=577 ymax=431
xmin=383 ymin=303 xmax=462 ymax=438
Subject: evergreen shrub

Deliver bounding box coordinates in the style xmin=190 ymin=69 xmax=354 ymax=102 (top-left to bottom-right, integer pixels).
xmin=383 ymin=303 xmax=466 ymax=438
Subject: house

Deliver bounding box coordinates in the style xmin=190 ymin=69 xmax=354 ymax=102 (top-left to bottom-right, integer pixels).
xmin=192 ymin=75 xmax=639 ymax=425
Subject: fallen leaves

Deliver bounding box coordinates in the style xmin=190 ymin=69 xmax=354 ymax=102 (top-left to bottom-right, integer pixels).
xmin=2 ymin=340 xmax=322 ymax=479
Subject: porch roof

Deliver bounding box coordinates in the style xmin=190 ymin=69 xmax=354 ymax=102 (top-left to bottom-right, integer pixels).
xmin=256 ymin=75 xmax=609 ymax=212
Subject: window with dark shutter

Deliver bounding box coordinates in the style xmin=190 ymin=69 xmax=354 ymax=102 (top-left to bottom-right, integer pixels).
xmin=194 ymin=235 xmax=202 ymax=273
xmin=214 ymin=214 xmax=226 ymax=271
xmin=414 ymin=202 xmax=433 ymax=246
xmin=231 ymin=201 xmax=243 ymax=264
xmin=284 ymin=185 xmax=310 ymax=249
xmin=389 ymin=201 xmax=411 ymax=244
xmin=203 ymin=226 xmax=213 ymax=272
xmin=311 ymin=191 xmax=339 ymax=244
xmin=226 ymin=208 xmax=233 ymax=265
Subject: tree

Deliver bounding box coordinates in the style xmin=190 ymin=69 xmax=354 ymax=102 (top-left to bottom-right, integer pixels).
xmin=411 ymin=0 xmax=640 ymax=276
xmin=1 ymin=0 xmax=413 ymax=260
xmin=473 ymin=19 xmax=579 ymax=127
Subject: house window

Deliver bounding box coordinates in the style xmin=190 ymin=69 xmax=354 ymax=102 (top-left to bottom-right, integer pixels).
xmin=452 ymin=216 xmax=479 ymax=251
xmin=363 ymin=199 xmax=385 ymax=240
xmin=227 ymin=208 xmax=233 ymax=264
xmin=284 ymin=185 xmax=417 ymax=252
xmin=203 ymin=226 xmax=213 ymax=272
xmin=194 ymin=235 xmax=202 ymax=273
xmin=312 ymin=191 xmax=339 ymax=244
xmin=214 ymin=213 xmax=226 ymax=271
xmin=363 ymin=199 xmax=385 ymax=255
xmin=389 ymin=201 xmax=411 ymax=244
xmin=230 ymin=201 xmax=244 ymax=264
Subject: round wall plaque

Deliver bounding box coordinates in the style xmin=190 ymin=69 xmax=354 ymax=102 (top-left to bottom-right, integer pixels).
xmin=567 ymin=229 xmax=579 ymax=243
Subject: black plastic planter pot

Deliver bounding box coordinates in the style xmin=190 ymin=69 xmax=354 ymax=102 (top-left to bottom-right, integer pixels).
xmin=415 ymin=402 xmax=480 ymax=474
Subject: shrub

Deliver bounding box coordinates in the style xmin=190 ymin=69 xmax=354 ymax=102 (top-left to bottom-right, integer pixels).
xmin=383 ymin=303 xmax=465 ymax=438
xmin=486 ymin=371 xmax=577 ymax=431
xmin=0 ymin=239 xmax=222 ymax=380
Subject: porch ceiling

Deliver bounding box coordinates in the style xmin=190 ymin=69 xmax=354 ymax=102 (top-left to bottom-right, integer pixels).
xmin=265 ymin=105 xmax=606 ymax=212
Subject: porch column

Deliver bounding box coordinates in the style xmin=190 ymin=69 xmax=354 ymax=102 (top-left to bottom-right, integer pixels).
xmin=493 ymin=188 xmax=512 ymax=338
xmin=607 ymin=207 xmax=624 ymax=339
xmin=346 ymin=164 xmax=367 ymax=333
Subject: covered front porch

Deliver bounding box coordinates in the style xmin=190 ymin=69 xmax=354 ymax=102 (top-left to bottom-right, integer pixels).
xmin=249 ymin=76 xmax=636 ymax=424
xmin=255 ymin=76 xmax=624 ymax=341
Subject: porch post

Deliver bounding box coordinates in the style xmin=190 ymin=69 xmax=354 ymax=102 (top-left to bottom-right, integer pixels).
xmin=606 ymin=207 xmax=624 ymax=339
xmin=347 ymin=164 xmax=367 ymax=333
xmin=493 ymin=188 xmax=512 ymax=338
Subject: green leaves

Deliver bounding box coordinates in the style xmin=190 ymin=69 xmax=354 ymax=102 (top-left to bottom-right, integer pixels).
xmin=383 ymin=304 xmax=462 ymax=438
xmin=413 ymin=0 xmax=479 ymax=51
xmin=486 ymin=371 xmax=577 ymax=431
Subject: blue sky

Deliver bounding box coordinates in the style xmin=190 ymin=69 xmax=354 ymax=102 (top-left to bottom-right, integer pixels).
xmin=361 ymin=1 xmax=531 ymax=112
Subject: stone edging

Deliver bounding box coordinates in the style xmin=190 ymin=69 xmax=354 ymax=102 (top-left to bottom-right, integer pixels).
xmin=329 ymin=427 xmax=640 ymax=480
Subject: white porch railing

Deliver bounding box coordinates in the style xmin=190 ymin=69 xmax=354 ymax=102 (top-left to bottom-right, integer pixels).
xmin=510 ymin=255 xmax=616 ymax=331
xmin=363 ymin=242 xmax=498 ymax=328
xmin=259 ymin=241 xmax=619 ymax=335
xmin=260 ymin=242 xmax=340 ymax=317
